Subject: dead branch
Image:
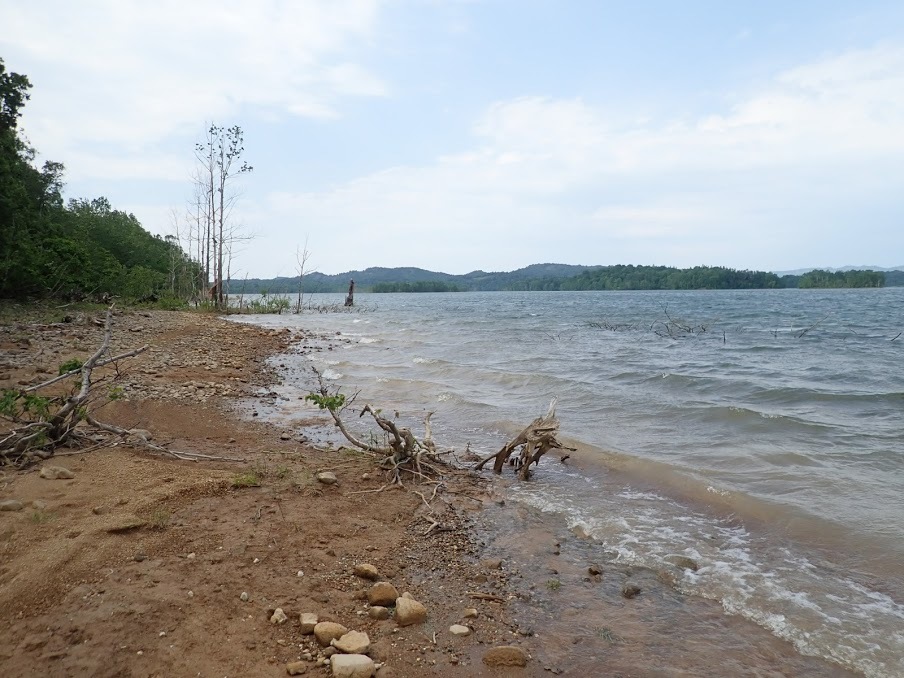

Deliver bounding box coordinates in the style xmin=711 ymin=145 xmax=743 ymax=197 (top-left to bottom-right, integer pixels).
xmin=474 ymin=398 xmax=575 ymax=480
xmin=24 ymin=344 xmax=149 ymax=393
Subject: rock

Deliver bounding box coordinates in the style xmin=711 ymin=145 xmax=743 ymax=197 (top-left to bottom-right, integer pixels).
xmin=106 ymin=515 xmax=146 ymax=533
xmin=367 ymin=582 xmax=399 ymax=606
xmin=129 ymin=428 xmax=153 ymax=441
xmin=462 ymin=608 xmax=478 ymax=618
xmin=39 ymin=465 xmax=75 ymax=480
xmin=134 ymin=553 xmax=148 ymax=562
xmin=330 ymin=654 xmax=375 ymax=678
xmin=483 ymin=646 xmax=529 ymax=667
xmin=664 ymin=555 xmax=699 ymax=571
xmin=270 ymin=608 xmax=288 ymax=624
xmin=240 ymin=592 xmax=250 ymax=602
xmin=449 ymin=625 xmax=471 ymax=636
xmin=331 ymin=630 xmax=370 ymax=654
xmin=394 ymin=596 xmax=426 ymax=626
xmin=299 ymin=613 xmax=318 ymax=634
xmin=622 ymin=582 xmax=642 ymax=599
xmin=353 ymin=563 xmax=380 ymax=581
xmin=367 ymin=606 xmax=390 ymax=620
xmin=314 ymin=621 xmax=349 ymax=647
xmin=286 ymin=661 xmax=308 ymax=675
xmin=280 ymin=432 xmax=291 ymax=440
xmin=588 ymin=564 xmax=602 ymax=576
xmin=374 ymin=668 xmax=395 ymax=678
xmin=0 ymin=500 xmax=24 ymax=511
xmin=481 ymin=558 xmax=503 ymax=570
xmin=31 ymin=500 xmax=47 ymax=510
xmin=316 ymin=471 xmax=338 ymax=485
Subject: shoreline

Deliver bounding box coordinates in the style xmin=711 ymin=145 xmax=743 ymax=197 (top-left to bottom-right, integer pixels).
xmin=0 ymin=307 xmax=861 ymax=676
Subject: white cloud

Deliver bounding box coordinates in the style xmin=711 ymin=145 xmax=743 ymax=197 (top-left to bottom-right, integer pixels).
xmin=2 ymin=0 xmax=386 ymax=178
xmin=256 ymin=44 xmax=904 ymax=273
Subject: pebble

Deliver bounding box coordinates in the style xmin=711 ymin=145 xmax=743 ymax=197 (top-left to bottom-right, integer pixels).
xmin=314 ymin=621 xmax=348 ymax=647
xmin=331 ymin=630 xmax=370 ymax=654
xmin=622 ymin=582 xmax=642 ymax=599
xmin=462 ymin=608 xmax=478 ymax=618
xmin=285 ymin=661 xmax=308 ymax=675
xmin=316 ymin=471 xmax=338 ymax=485
xmin=299 ymin=613 xmax=318 ymax=634
xmin=588 ymin=564 xmax=602 ymax=576
xmin=367 ymin=606 xmax=390 ymax=620
xmin=449 ymin=625 xmax=471 ymax=637
xmin=0 ymin=500 xmax=24 ymax=511
xmin=39 ymin=465 xmax=75 ymax=480
xmin=353 ymin=563 xmax=380 ymax=581
xmin=240 ymin=592 xmax=250 ymax=602
xmin=270 ymin=608 xmax=288 ymax=625
xmin=330 ymin=654 xmax=375 ymax=678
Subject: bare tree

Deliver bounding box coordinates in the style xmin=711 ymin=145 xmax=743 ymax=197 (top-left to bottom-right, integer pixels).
xmin=295 ymin=236 xmax=313 ymax=313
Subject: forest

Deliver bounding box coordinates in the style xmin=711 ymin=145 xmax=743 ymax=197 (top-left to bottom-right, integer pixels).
xmin=0 ymin=59 xmax=196 ymax=302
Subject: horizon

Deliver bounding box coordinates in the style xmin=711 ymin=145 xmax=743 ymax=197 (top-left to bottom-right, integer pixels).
xmin=3 ymin=2 xmax=904 ymax=277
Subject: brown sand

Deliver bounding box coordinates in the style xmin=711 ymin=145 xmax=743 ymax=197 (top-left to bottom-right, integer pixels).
xmin=0 ymin=308 xmax=857 ymax=677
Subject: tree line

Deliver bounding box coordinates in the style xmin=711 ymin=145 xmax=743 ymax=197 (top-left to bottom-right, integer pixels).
xmin=372 ymin=281 xmax=461 ymax=293
xmin=0 ymin=58 xmax=199 ymax=302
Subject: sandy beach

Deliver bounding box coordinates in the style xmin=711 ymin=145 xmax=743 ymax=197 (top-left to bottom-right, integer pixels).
xmin=0 ymin=308 xmax=859 ymax=677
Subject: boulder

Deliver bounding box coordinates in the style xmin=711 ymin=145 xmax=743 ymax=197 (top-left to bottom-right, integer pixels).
xmin=483 ymin=646 xmax=529 ymax=667
xmin=394 ymin=596 xmax=426 ymax=627
xmin=299 ymin=612 xmax=318 ymax=634
xmin=331 ymin=630 xmax=370 ymax=654
xmin=330 ymin=654 xmax=374 ymax=678
xmin=367 ymin=582 xmax=398 ymax=606
xmin=314 ymin=621 xmax=349 ymax=647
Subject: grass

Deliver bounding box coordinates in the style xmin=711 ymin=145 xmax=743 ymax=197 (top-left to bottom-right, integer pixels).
xmin=546 ymin=578 xmax=562 ymax=591
xmin=29 ymin=509 xmax=55 ymax=524
xmin=149 ymin=507 xmax=171 ymax=530
xmin=595 ymin=626 xmax=621 ymax=643
xmin=231 ymin=471 xmax=262 ymax=488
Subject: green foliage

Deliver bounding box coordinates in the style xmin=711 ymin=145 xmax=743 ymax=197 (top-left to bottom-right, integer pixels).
xmin=231 ymin=471 xmax=262 ymax=488
xmin=546 ymin=578 xmax=562 ymax=591
xmin=29 ymin=509 xmax=55 ymax=524
xmin=304 ymin=392 xmax=345 ymax=412
xmin=149 ymin=507 xmax=171 ymax=530
xmin=0 ymin=389 xmax=52 ymax=420
xmin=795 ymin=269 xmax=885 ymax=289
xmin=107 ymin=386 xmax=124 ymax=401
xmin=58 ymin=358 xmax=84 ymax=375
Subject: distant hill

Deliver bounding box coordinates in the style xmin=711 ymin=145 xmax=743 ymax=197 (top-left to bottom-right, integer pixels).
xmin=233 ymin=263 xmax=599 ymax=294
xmin=230 ymin=263 xmax=903 ymax=295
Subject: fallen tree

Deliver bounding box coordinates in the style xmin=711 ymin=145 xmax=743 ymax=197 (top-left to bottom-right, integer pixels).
xmin=1 ymin=307 xmax=242 ymax=467
xmin=474 ymin=398 xmax=575 ymax=480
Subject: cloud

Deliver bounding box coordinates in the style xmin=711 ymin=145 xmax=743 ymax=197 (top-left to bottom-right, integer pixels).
xmin=255 ymin=43 xmax=904 ymax=273
xmin=2 ymin=0 xmax=386 ymax=178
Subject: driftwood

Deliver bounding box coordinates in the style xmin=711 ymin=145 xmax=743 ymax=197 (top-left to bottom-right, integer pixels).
xmin=474 ymin=398 xmax=575 ymax=480
xmin=1 ymin=307 xmax=243 ymax=467
xmin=344 ymin=279 xmax=355 ymax=307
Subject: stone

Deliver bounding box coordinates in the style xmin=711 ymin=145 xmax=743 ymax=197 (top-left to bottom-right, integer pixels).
xmin=664 ymin=555 xmax=699 ymax=571
xmin=331 ymin=630 xmax=370 ymax=654
xmin=367 ymin=582 xmax=398 ymax=607
xmin=286 ymin=661 xmax=308 ymax=675
xmin=394 ymin=596 xmax=426 ymax=627
xmin=323 ymin=647 xmax=338 ymax=658
xmin=483 ymin=646 xmax=529 ymax=667
xmin=316 ymin=472 xmax=338 ymax=485
xmin=0 ymin=500 xmax=24 ymax=511
xmin=106 ymin=515 xmax=146 ymax=533
xmin=353 ymin=563 xmax=380 ymax=581
xmin=39 ymin=465 xmax=75 ymax=480
xmin=31 ymin=500 xmax=47 ymax=510
xmin=270 ymin=608 xmax=288 ymax=624
xmin=367 ymin=606 xmax=390 ymax=620
xmin=240 ymin=592 xmax=250 ymax=602
xmin=314 ymin=621 xmax=349 ymax=647
xmin=280 ymin=432 xmax=291 ymax=440
xmin=462 ymin=608 xmax=478 ymax=618
xmin=330 ymin=654 xmax=375 ymax=678
xmin=129 ymin=428 xmax=153 ymax=441
xmin=481 ymin=558 xmax=503 ymax=570
xmin=622 ymin=582 xmax=642 ymax=599
xmin=588 ymin=564 xmax=602 ymax=576
xmin=374 ymin=668 xmax=395 ymax=678
xmin=449 ymin=625 xmax=471 ymax=636
xmin=299 ymin=613 xmax=318 ymax=634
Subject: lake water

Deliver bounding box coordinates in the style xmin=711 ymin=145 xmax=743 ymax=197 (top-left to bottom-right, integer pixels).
xmin=237 ymin=289 xmax=904 ymax=677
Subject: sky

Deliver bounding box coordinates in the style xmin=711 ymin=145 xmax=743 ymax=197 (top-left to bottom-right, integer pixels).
xmin=2 ymin=0 xmax=904 ymax=277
